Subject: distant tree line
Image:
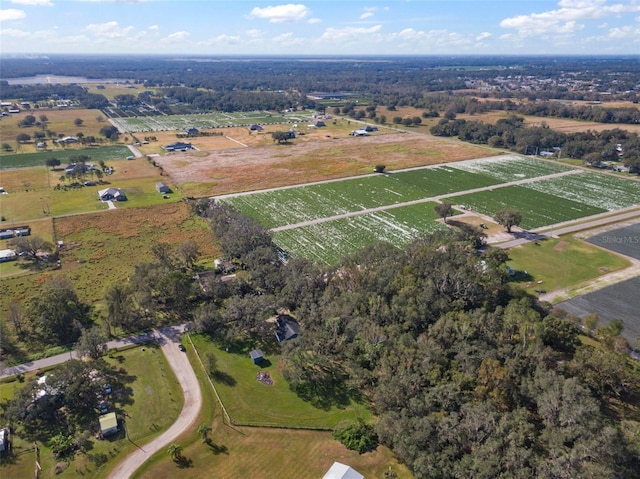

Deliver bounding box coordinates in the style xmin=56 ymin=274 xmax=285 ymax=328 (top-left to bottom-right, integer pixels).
xmin=430 ymin=115 xmax=640 ymax=172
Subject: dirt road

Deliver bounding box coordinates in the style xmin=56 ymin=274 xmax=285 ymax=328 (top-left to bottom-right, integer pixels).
xmin=106 ymin=326 xmax=202 ymax=479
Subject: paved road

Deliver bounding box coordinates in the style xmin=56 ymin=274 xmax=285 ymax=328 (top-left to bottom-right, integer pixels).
xmin=106 ymin=326 xmax=203 ymax=479
xmin=1 ymin=329 xmax=163 ymax=379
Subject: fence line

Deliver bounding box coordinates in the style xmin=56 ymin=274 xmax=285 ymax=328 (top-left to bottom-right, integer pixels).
xmin=186 ymin=334 xmax=232 ymax=426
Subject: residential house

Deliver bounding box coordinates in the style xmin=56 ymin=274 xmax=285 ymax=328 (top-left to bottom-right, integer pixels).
xmin=98 ymin=188 xmax=127 ymax=202
xmin=162 ymin=142 xmax=193 ymax=152
xmin=156 ymin=182 xmax=171 ymax=194
xmin=183 ymin=127 xmax=199 ymax=136
xmin=275 ymin=315 xmax=300 ymax=343
xmin=248 ymin=124 xmax=264 ymax=131
xmin=55 ymin=136 xmax=78 ymax=144
xmin=322 ymin=462 xmax=364 ymax=479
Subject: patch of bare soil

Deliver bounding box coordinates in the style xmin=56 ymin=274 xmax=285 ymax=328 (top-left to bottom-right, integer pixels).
xmin=156 ymin=132 xmax=493 ymax=196
xmin=553 ymin=240 xmax=570 ymax=252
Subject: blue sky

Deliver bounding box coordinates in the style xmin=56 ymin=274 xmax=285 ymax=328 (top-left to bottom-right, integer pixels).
xmin=1 ymin=0 xmax=639 ymax=55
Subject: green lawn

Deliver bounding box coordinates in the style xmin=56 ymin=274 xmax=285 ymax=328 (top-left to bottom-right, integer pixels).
xmin=190 ymin=335 xmax=370 ymax=429
xmin=507 ymin=236 xmax=631 ymax=294
xmin=132 ymin=335 xmax=411 ymax=479
xmin=0 ymin=344 xmax=183 ymax=479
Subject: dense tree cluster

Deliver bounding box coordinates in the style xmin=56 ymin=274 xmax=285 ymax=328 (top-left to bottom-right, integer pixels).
xmin=188 ymin=203 xmax=640 ymax=478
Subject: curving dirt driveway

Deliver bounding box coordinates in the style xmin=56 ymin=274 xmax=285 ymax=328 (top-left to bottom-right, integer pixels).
xmin=106 ymin=326 xmax=202 ymax=479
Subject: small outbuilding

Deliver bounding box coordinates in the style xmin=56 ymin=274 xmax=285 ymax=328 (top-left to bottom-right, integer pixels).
xmin=156 ymin=182 xmax=171 ymax=194
xmin=322 ymin=462 xmax=364 ymax=479
xmin=0 ymin=250 xmax=17 ymax=263
xmin=249 ymin=349 xmax=264 ymax=364
xmin=99 ymin=412 xmax=118 ymax=436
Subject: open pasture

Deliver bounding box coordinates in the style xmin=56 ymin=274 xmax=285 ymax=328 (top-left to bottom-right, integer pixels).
xmin=0 ymin=108 xmax=115 ymax=152
xmin=111 ymin=110 xmax=315 ymax=133
xmin=272 ymin=203 xmax=448 ymax=264
xmin=224 ymin=166 xmax=501 ymax=229
xmin=156 ymin=132 xmax=494 ymax=197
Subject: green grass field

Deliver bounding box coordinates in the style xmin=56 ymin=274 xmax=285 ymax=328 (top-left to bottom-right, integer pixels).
xmin=190 ymin=335 xmax=369 ymax=428
xmin=133 ymin=335 xmax=412 ymax=479
xmin=0 ymin=146 xmax=132 ymax=170
xmin=507 ymin=236 xmax=631 ymax=294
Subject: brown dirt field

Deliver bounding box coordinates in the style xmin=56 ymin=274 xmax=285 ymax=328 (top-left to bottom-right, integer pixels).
xmin=155 ymin=132 xmax=495 ymax=197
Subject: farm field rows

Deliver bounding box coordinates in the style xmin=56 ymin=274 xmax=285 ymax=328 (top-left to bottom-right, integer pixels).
xmin=272 ymin=203 xmax=448 ymax=264
xmin=111 ymin=111 xmax=316 ymax=132
xmin=220 ymin=155 xmax=640 ymax=264
xmin=223 ymin=155 xmax=561 ymax=229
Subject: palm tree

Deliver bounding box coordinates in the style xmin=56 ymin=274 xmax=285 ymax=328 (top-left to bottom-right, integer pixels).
xmin=167 ymin=443 xmax=182 ymax=461
xmin=196 ymin=424 xmax=212 ymax=443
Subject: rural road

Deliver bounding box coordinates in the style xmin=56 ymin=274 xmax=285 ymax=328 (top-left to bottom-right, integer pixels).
xmin=1 ymin=324 xmax=203 ymax=478
xmin=106 ymin=325 xmax=203 ymax=479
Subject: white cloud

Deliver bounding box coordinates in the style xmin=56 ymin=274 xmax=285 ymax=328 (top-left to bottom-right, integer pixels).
xmin=321 ymin=24 xmax=383 ymax=41
xmin=148 ymin=24 xmax=159 ymax=30
xmin=308 ymin=17 xmax=321 ymax=24
xmin=1 ymin=27 xmax=30 ymax=37
xmin=201 ymin=34 xmax=241 ymax=46
xmin=167 ymin=31 xmax=189 ymax=40
xmin=10 ymin=0 xmax=54 ymax=6
xmin=608 ymin=25 xmax=640 ymax=38
xmin=360 ymin=12 xmax=374 ymax=20
xmin=500 ymin=0 xmax=640 ymax=37
xmin=0 ymin=8 xmax=26 ymax=21
xmin=249 ymin=4 xmax=309 ymax=23
xmin=273 ymin=31 xmax=304 ymax=47
xmin=246 ymin=29 xmax=263 ymax=38
xmin=476 ymin=32 xmax=492 ymax=41
xmin=85 ymin=21 xmax=134 ymax=38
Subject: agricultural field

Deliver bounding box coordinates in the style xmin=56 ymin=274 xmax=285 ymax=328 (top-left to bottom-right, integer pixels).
xmin=155 ymin=131 xmax=493 ymax=197
xmin=223 ymin=154 xmax=563 ymax=229
xmin=219 ymin=154 xmax=640 ymax=264
xmin=111 ymin=111 xmax=316 ymax=133
xmin=224 ymin=167 xmax=499 ymax=229
xmin=272 ymin=203 xmax=449 ymax=264
xmin=450 ymin=185 xmax=608 ymax=230
xmin=0 ymin=145 xmax=131 ymax=170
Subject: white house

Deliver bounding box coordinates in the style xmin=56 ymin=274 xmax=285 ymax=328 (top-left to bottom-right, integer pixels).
xmin=322 ymin=462 xmax=364 ymax=479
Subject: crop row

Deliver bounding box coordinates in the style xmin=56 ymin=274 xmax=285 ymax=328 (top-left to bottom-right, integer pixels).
xmin=272 ymin=202 xmax=447 ymax=264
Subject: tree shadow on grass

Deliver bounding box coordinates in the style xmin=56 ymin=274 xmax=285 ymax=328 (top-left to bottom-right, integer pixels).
xmin=206 ymin=441 xmax=228 ymax=455
xmin=174 ymin=455 xmax=193 ymax=468
xmin=211 ymin=370 xmax=236 ymax=386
